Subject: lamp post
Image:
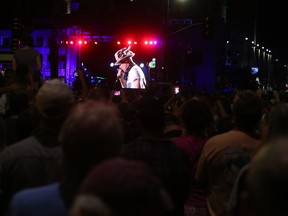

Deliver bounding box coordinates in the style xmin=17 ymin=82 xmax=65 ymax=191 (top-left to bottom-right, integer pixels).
xmin=163 ymin=0 xmax=187 ymax=80
xmin=164 ymin=0 xmax=183 ymax=80
xmin=162 ymin=0 xmax=170 ymax=81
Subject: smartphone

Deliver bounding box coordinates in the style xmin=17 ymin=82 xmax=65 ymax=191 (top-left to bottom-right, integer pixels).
xmin=114 ymin=90 xmax=121 ymax=96
xmin=174 ymin=86 xmax=180 ymax=94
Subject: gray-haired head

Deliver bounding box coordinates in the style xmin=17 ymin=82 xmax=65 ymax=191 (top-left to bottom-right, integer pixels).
xmin=34 ymin=78 xmax=75 ymax=125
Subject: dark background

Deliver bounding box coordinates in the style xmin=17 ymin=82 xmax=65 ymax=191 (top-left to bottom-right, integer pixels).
xmin=0 ymin=0 xmax=287 ymax=62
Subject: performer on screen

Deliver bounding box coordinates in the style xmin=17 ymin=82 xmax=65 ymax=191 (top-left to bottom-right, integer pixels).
xmin=114 ymin=46 xmax=146 ymax=89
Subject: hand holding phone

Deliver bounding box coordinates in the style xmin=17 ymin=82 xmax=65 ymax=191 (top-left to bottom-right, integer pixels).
xmin=174 ymin=86 xmax=180 ymax=94
xmin=114 ymin=90 xmax=121 ymax=96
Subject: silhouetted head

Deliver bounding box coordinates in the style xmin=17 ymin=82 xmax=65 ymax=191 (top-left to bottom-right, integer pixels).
xmin=262 ymin=102 xmax=288 ymax=141
xmin=137 ymin=96 xmax=165 ymax=133
xmin=34 ymin=78 xmax=76 ymax=126
xmin=232 ymin=90 xmax=264 ymax=136
xmin=59 ymin=100 xmax=124 ymax=183
xmin=21 ymin=35 xmax=34 ymax=47
xmin=181 ymin=98 xmax=214 ymax=137
xmin=71 ymin=157 xmax=174 ymax=216
xmin=246 ymin=137 xmax=288 ymax=216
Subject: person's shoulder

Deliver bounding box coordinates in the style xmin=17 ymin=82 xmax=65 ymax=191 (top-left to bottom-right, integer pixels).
xmin=22 ymin=47 xmax=40 ymax=54
xmin=0 ymin=136 xmax=60 ymax=162
xmin=29 ymin=48 xmax=40 ymax=55
xmin=12 ymin=48 xmax=22 ymax=56
xmin=123 ymin=138 xmax=174 ymax=151
xmin=10 ymin=183 xmax=60 ymax=210
xmin=130 ymin=64 xmax=141 ymax=71
xmin=0 ymin=137 xmax=36 ymax=157
xmin=13 ymin=182 xmax=60 ymax=198
xmin=169 ymin=139 xmax=191 ymax=156
xmin=10 ymin=183 xmax=63 ymax=215
xmin=123 ymin=137 xmax=143 ymax=147
xmin=34 ymin=48 xmax=40 ymax=54
xmin=146 ymin=138 xmax=190 ymax=156
xmin=173 ymin=135 xmax=206 ymax=150
xmin=205 ymin=129 xmax=239 ymax=144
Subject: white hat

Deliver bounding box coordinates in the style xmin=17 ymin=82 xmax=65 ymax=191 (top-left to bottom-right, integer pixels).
xmin=114 ymin=46 xmax=135 ymax=66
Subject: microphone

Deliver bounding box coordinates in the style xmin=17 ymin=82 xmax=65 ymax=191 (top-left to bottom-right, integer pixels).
xmin=114 ymin=69 xmax=122 ymax=90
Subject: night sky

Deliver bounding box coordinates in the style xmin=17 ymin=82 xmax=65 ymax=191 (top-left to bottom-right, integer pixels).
xmin=77 ymin=0 xmax=288 ymax=63
xmin=258 ymin=1 xmax=287 ymax=62
xmin=0 ymin=0 xmax=287 ymax=63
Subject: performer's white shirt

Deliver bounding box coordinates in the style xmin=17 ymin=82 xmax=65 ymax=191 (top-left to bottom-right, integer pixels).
xmin=126 ymin=64 xmax=146 ymax=89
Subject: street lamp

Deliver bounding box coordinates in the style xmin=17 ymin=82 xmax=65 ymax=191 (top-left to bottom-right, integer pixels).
xmin=161 ymin=0 xmax=170 ymax=80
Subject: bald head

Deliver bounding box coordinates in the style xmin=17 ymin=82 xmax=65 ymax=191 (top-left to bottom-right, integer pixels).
xmin=247 ymin=137 xmax=288 ymax=216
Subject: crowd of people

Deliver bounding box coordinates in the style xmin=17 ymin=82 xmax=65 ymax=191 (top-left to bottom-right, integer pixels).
xmin=1 ymin=36 xmax=288 ymax=216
